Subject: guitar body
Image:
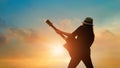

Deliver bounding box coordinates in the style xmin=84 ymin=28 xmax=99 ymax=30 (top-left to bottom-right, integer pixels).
xmin=63 ymin=36 xmax=77 ymax=53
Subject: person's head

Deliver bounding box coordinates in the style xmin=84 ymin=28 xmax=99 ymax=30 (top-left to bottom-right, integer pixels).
xmin=83 ymin=17 xmax=93 ymax=26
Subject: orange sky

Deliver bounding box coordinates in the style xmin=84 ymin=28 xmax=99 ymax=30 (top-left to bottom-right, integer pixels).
xmin=0 ymin=18 xmax=120 ymax=68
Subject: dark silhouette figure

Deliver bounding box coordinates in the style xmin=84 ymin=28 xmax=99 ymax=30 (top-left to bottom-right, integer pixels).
xmin=56 ymin=17 xmax=95 ymax=68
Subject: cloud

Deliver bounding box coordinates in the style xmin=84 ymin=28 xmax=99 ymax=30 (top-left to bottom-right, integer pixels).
xmin=92 ymin=29 xmax=120 ymax=68
xmin=55 ymin=18 xmax=83 ymax=33
xmin=0 ymin=26 xmax=50 ymax=45
xmin=7 ymin=28 xmax=43 ymax=43
xmin=0 ymin=27 xmax=52 ymax=60
xmin=95 ymin=29 xmax=120 ymax=46
xmin=0 ymin=33 xmax=8 ymax=45
xmin=56 ymin=19 xmax=74 ymax=32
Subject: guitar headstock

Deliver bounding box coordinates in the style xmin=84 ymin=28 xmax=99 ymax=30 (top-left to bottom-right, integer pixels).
xmin=46 ymin=20 xmax=53 ymax=26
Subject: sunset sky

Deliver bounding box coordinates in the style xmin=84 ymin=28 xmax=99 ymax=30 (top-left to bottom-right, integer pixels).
xmin=0 ymin=0 xmax=120 ymax=68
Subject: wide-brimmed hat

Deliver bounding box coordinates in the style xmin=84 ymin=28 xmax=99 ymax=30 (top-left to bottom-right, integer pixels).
xmin=83 ymin=17 xmax=93 ymax=25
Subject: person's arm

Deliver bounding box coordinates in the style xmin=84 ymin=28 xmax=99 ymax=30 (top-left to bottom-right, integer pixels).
xmin=56 ymin=29 xmax=71 ymax=37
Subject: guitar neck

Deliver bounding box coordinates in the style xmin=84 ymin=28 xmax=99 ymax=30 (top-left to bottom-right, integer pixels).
xmin=50 ymin=25 xmax=58 ymax=32
xmin=46 ymin=22 xmax=66 ymax=40
xmin=50 ymin=25 xmax=66 ymax=40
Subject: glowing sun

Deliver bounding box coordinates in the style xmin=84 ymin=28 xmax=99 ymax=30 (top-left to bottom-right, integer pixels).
xmin=52 ymin=45 xmax=65 ymax=56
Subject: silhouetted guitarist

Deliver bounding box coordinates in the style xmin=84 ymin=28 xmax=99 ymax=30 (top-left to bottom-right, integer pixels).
xmin=46 ymin=17 xmax=95 ymax=68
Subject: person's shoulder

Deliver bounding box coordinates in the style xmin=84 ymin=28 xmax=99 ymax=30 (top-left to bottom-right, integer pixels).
xmin=78 ymin=25 xmax=83 ymax=27
xmin=76 ymin=25 xmax=84 ymax=31
xmin=79 ymin=25 xmax=84 ymax=28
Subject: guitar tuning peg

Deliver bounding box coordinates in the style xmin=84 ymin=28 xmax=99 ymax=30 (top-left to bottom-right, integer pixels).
xmin=46 ymin=19 xmax=49 ymax=22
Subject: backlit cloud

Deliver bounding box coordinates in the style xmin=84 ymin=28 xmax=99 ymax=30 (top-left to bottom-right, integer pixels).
xmin=0 ymin=33 xmax=8 ymax=45
xmin=92 ymin=29 xmax=120 ymax=68
xmin=7 ymin=28 xmax=49 ymax=44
